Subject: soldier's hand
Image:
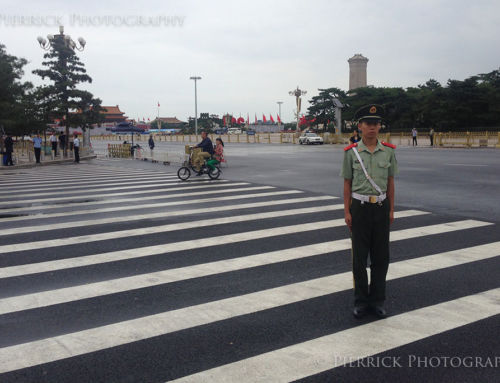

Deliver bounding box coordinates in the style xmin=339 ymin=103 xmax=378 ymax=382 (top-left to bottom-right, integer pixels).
xmin=345 ymin=212 xmax=352 ymax=231
xmin=389 ymin=210 xmax=394 ymax=225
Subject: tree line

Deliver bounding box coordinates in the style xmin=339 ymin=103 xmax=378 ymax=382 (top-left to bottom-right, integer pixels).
xmin=306 ymin=69 xmax=500 ymax=132
xmin=0 ymin=40 xmax=105 ymax=145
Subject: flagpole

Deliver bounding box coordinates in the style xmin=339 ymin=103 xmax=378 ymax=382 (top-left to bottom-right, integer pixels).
xmin=157 ymin=102 xmax=160 ymax=131
xmin=277 ymin=101 xmax=283 ymax=129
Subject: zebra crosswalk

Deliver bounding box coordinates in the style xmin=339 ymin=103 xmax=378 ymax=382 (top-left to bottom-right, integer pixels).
xmin=0 ymin=162 xmax=499 ymax=382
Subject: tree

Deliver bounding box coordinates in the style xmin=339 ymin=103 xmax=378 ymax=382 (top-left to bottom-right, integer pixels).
xmin=306 ymin=87 xmax=347 ymax=131
xmin=33 ymin=31 xmax=94 ymax=155
xmin=0 ymin=44 xmax=32 ymax=137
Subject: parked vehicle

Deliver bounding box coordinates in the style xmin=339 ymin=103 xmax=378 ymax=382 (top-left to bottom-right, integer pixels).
xmin=299 ymin=132 xmax=324 ymax=145
xmin=215 ymin=128 xmax=228 ymax=135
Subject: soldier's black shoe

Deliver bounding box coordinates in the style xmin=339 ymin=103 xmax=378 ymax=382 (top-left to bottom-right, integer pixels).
xmin=353 ymin=305 xmax=369 ymax=319
xmin=372 ymin=305 xmax=388 ymax=318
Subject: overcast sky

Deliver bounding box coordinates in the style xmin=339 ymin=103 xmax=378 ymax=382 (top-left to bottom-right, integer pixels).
xmin=1 ymin=0 xmax=499 ymax=122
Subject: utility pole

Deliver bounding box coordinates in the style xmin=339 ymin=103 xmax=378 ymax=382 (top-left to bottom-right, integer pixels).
xmin=189 ymin=76 xmax=201 ymax=135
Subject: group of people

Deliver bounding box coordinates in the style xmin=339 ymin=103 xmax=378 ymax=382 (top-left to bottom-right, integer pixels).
xmin=1 ymin=132 xmax=81 ymax=166
xmin=412 ymin=127 xmax=435 ymax=146
xmin=34 ymin=132 xmax=81 ymax=164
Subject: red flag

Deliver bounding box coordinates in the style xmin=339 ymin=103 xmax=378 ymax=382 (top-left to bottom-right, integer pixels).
xmin=263 ymin=114 xmax=267 ymax=122
xmin=231 ymin=117 xmax=236 ymax=124
xmin=255 ymin=114 xmax=257 ymax=123
xmin=143 ymin=117 xmax=145 ymax=121
xmin=237 ymin=117 xmax=245 ymax=124
xmin=157 ymin=102 xmax=160 ymax=107
xmin=247 ymin=113 xmax=249 ymax=124
xmin=270 ymin=114 xmax=274 ymax=123
xmin=148 ymin=118 xmax=150 ymax=121
xmin=277 ymin=114 xmax=281 ymax=123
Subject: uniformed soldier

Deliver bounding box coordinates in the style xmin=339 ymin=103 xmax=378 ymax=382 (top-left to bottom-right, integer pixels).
xmin=340 ymin=104 xmax=398 ymax=319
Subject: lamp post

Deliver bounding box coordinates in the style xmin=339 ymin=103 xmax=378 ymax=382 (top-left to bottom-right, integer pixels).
xmin=189 ymin=76 xmax=201 ymax=136
xmin=277 ymin=101 xmax=283 ymax=128
xmin=37 ymin=25 xmax=86 ymax=157
xmin=289 ymin=86 xmax=306 ymax=133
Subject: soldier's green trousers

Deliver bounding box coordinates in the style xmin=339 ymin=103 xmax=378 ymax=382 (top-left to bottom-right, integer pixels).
xmin=350 ymin=198 xmax=390 ymax=306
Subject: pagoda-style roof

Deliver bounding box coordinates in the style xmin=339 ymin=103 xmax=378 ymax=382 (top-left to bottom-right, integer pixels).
xmin=102 ymin=105 xmax=127 ymax=122
xmin=102 ymin=105 xmax=125 ymax=116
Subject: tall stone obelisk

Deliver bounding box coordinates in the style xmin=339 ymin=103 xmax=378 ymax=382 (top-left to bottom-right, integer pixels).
xmin=348 ymin=54 xmax=368 ymax=90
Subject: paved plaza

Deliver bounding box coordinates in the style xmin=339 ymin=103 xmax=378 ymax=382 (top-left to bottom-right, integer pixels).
xmin=0 ymin=144 xmax=499 ymax=382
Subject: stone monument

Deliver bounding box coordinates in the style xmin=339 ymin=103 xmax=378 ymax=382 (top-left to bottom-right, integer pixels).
xmin=348 ymin=54 xmax=368 ymax=90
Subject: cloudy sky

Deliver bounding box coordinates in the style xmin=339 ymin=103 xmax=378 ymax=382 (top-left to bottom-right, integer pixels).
xmin=1 ymin=0 xmax=499 ymax=122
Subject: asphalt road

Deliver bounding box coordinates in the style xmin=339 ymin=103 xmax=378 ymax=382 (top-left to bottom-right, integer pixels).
xmin=0 ymin=144 xmax=499 ymax=382
xmin=93 ymin=139 xmax=500 ymax=223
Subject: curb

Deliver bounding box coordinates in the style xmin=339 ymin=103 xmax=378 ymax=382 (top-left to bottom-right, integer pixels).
xmin=0 ymin=155 xmax=97 ymax=171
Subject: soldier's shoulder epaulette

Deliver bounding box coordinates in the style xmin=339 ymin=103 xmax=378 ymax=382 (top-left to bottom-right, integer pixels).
xmin=344 ymin=143 xmax=358 ymax=151
xmin=381 ymin=142 xmax=396 ymax=149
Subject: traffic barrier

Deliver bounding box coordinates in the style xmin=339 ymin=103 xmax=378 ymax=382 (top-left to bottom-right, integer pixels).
xmin=107 ymin=143 xmax=132 ymax=158
xmin=91 ymin=131 xmax=500 ymax=148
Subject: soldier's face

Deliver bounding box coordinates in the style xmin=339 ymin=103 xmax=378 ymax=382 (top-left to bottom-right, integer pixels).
xmin=358 ymin=121 xmax=381 ymax=138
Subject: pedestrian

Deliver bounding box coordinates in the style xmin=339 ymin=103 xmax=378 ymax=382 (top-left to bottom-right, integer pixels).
xmin=411 ymin=127 xmax=418 ymax=146
xmin=341 ymin=104 xmax=398 ymax=319
xmin=50 ymin=132 xmax=58 ymax=157
xmin=73 ymin=133 xmax=80 ymax=163
xmin=33 ymin=133 xmax=42 ymax=164
xmin=59 ymin=133 xmax=66 ymax=154
xmin=429 ymin=128 xmax=435 ymax=147
xmin=349 ymin=129 xmax=361 ymax=144
xmin=148 ymin=135 xmax=155 ymax=157
xmin=4 ymin=134 xmax=14 ymax=166
xmin=214 ymin=137 xmax=225 ymax=163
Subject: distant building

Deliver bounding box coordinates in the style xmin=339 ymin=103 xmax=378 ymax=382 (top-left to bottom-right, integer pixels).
xmin=155 ymin=117 xmax=186 ymax=129
xmin=101 ymin=105 xmax=127 ymax=123
xmin=348 ymin=54 xmax=368 ymax=90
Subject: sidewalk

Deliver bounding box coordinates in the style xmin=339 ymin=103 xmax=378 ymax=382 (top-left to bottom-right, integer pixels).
xmin=0 ymin=154 xmax=97 ymax=170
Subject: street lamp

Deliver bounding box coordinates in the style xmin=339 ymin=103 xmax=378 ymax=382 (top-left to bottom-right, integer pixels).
xmin=189 ymin=76 xmax=202 ymax=136
xmin=289 ymin=86 xmax=307 ymax=132
xmin=37 ymin=25 xmax=86 ymax=51
xmin=37 ymin=25 xmax=86 ymax=157
xmin=277 ymin=101 xmax=283 ymax=128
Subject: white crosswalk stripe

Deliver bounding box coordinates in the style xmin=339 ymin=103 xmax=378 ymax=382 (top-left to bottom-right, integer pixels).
xmin=0 ymin=163 xmax=498 ymax=382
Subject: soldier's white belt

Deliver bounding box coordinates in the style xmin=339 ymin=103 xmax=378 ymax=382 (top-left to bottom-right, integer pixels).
xmin=352 ymin=192 xmax=386 ymax=204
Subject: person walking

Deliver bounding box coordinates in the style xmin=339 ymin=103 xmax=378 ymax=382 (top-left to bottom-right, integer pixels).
xmin=429 ymin=128 xmax=435 ymax=147
xmin=73 ymin=134 xmax=80 ymax=163
xmin=4 ymin=134 xmax=14 ymax=166
xmin=148 ymin=135 xmax=155 ymax=157
xmin=341 ymin=104 xmax=398 ymax=319
xmin=411 ymin=127 xmax=418 ymax=146
xmin=33 ymin=134 xmax=42 ymax=164
xmin=50 ymin=132 xmax=58 ymax=158
xmin=59 ymin=133 xmax=66 ymax=155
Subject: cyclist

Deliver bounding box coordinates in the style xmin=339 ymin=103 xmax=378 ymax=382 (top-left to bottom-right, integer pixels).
xmin=193 ymin=131 xmax=214 ymax=174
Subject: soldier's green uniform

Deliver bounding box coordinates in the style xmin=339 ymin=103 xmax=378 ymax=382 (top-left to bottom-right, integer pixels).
xmin=340 ymin=104 xmax=398 ymax=317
